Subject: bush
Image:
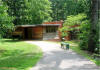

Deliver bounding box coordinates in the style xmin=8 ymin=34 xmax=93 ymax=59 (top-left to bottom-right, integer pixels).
xmin=79 ymin=20 xmax=90 ymax=50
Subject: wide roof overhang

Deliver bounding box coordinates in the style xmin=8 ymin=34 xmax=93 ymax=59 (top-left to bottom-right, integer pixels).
xmin=16 ymin=24 xmax=60 ymax=28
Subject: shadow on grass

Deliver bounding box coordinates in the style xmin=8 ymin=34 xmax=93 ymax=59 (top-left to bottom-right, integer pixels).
xmin=0 ymin=49 xmax=42 ymax=70
xmin=1 ymin=39 xmax=23 ymax=43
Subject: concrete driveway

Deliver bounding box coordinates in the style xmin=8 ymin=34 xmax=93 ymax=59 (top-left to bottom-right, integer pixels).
xmin=26 ymin=41 xmax=100 ymax=70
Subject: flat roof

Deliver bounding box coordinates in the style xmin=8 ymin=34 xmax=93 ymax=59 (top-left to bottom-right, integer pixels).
xmin=16 ymin=24 xmax=60 ymax=27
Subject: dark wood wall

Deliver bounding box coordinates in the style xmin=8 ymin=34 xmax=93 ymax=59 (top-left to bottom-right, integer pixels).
xmin=32 ymin=26 xmax=43 ymax=39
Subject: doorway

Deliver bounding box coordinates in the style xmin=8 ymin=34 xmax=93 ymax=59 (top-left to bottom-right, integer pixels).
xmin=24 ymin=28 xmax=32 ymax=39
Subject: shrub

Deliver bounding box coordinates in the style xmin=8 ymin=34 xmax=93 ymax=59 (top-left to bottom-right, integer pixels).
xmin=79 ymin=20 xmax=90 ymax=50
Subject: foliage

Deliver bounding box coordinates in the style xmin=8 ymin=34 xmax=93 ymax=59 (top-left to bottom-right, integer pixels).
xmin=28 ymin=0 xmax=52 ymax=24
xmin=64 ymin=13 xmax=87 ymax=26
xmin=79 ymin=20 xmax=90 ymax=50
xmin=0 ymin=0 xmax=14 ymax=38
xmin=0 ymin=39 xmax=42 ymax=70
xmin=3 ymin=0 xmax=30 ymax=25
xmin=50 ymin=0 xmax=90 ymax=21
xmin=60 ymin=0 xmax=99 ymax=53
xmin=61 ymin=13 xmax=93 ymax=52
xmin=3 ymin=0 xmax=52 ymax=25
xmin=61 ymin=13 xmax=87 ymax=37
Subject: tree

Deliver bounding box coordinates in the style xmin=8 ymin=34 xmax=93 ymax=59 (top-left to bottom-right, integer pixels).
xmin=88 ymin=0 xmax=100 ymax=53
xmin=0 ymin=0 xmax=14 ymax=38
xmin=3 ymin=0 xmax=30 ymax=25
xmin=61 ymin=0 xmax=99 ymax=53
xmin=61 ymin=13 xmax=87 ymax=38
xmin=50 ymin=0 xmax=90 ymax=21
xmin=3 ymin=0 xmax=52 ymax=25
xmin=28 ymin=0 xmax=52 ymax=24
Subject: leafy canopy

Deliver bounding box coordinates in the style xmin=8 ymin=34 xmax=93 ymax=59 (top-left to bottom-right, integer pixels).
xmin=28 ymin=0 xmax=52 ymax=24
xmin=64 ymin=14 xmax=87 ymax=26
xmin=61 ymin=13 xmax=87 ymax=32
xmin=3 ymin=0 xmax=30 ymax=25
xmin=50 ymin=0 xmax=90 ymax=21
xmin=3 ymin=0 xmax=52 ymax=25
xmin=0 ymin=0 xmax=14 ymax=37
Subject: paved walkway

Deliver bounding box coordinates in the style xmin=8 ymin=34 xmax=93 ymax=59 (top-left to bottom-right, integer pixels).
xmin=27 ymin=41 xmax=100 ymax=70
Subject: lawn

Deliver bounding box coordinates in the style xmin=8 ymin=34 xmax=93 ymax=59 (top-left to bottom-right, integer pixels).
xmin=0 ymin=39 xmax=43 ymax=70
xmin=65 ymin=40 xmax=100 ymax=66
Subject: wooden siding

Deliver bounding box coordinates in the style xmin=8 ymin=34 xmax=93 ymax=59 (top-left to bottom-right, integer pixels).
xmin=32 ymin=26 xmax=43 ymax=39
xmin=12 ymin=27 xmax=23 ymax=36
xmin=13 ymin=21 xmax=63 ymax=40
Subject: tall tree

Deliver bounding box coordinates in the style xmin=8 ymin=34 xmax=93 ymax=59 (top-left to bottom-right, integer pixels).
xmin=0 ymin=0 xmax=14 ymax=37
xmin=3 ymin=0 xmax=30 ymax=25
xmin=50 ymin=0 xmax=90 ymax=21
xmin=88 ymin=0 xmax=100 ymax=52
xmin=28 ymin=0 xmax=52 ymax=24
xmin=3 ymin=0 xmax=52 ymax=25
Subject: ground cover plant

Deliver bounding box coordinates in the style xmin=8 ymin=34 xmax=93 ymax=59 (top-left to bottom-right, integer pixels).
xmin=0 ymin=39 xmax=42 ymax=70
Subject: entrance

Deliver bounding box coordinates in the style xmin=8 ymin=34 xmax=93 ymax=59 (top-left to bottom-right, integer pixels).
xmin=24 ymin=28 xmax=32 ymax=39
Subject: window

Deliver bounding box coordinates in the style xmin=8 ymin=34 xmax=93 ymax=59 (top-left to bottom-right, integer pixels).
xmin=46 ymin=26 xmax=58 ymax=33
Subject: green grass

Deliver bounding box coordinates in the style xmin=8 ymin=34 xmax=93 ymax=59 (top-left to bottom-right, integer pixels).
xmin=0 ymin=39 xmax=43 ymax=70
xmin=65 ymin=40 xmax=100 ymax=66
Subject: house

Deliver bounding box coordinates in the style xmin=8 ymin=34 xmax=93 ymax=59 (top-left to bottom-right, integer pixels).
xmin=12 ymin=21 xmax=63 ymax=40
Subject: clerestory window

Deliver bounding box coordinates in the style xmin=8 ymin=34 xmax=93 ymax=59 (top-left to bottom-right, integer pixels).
xmin=46 ymin=26 xmax=58 ymax=33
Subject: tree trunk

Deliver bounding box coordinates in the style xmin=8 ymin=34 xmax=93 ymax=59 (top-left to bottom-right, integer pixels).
xmin=88 ymin=0 xmax=99 ymax=52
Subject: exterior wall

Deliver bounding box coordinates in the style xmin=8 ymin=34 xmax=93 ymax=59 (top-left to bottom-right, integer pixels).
xmin=13 ymin=27 xmax=23 ymax=35
xmin=13 ymin=27 xmax=43 ymax=39
xmin=12 ymin=27 xmax=24 ymax=38
xmin=32 ymin=26 xmax=43 ymax=39
xmin=13 ymin=21 xmax=63 ymax=40
xmin=43 ymin=21 xmax=63 ymax=41
xmin=43 ymin=26 xmax=59 ymax=40
xmin=43 ymin=33 xmax=59 ymax=40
